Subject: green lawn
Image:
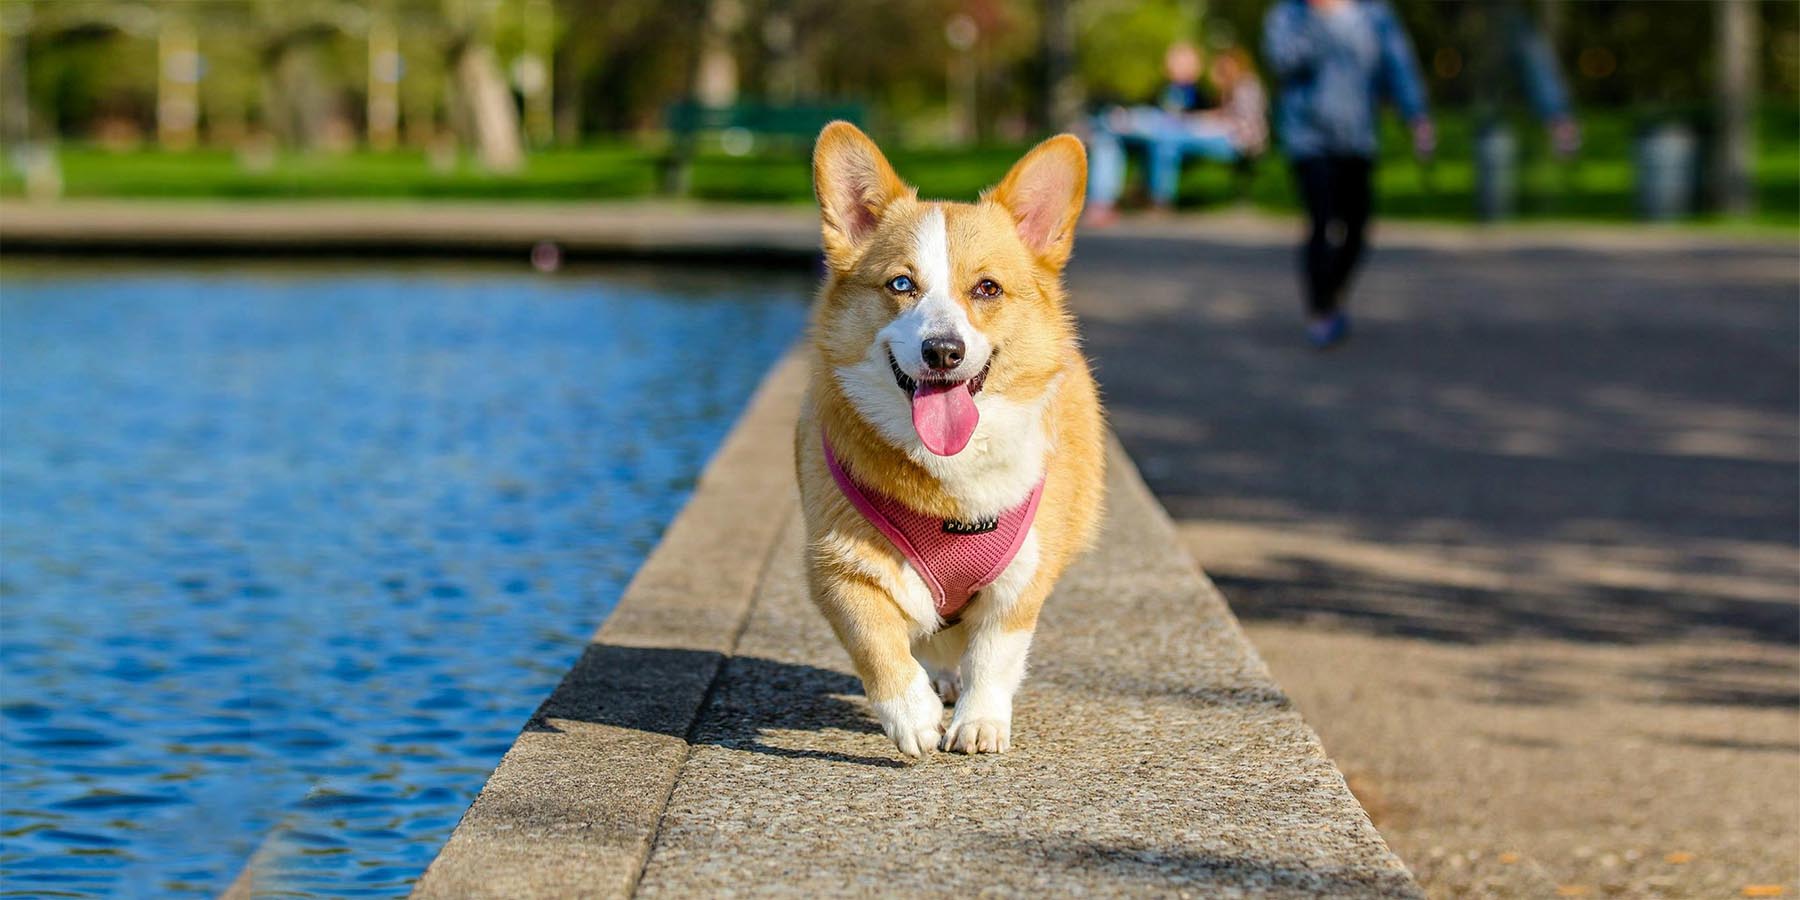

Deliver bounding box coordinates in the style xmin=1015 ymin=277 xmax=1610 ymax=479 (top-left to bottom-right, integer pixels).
xmin=4 ymin=109 xmax=1795 ymax=230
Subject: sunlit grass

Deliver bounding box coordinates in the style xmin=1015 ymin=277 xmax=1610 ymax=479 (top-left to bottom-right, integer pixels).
xmin=3 ymin=109 xmax=1794 ymax=230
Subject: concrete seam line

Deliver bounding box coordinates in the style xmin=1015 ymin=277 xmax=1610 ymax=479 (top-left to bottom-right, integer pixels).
xmin=627 ymin=502 xmax=800 ymax=897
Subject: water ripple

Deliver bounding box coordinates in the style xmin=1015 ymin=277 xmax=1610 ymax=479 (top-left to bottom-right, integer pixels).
xmin=0 ymin=261 xmax=809 ymax=897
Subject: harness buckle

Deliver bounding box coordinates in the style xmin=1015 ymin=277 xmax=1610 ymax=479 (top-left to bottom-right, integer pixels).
xmin=942 ymin=517 xmax=999 ymax=535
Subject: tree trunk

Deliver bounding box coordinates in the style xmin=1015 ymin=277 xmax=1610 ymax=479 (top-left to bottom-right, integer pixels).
xmin=367 ymin=16 xmax=401 ymax=151
xmin=695 ymin=0 xmax=742 ymax=108
xmin=1538 ymin=0 xmax=1563 ymax=46
xmin=1038 ymin=0 xmax=1082 ymax=133
xmin=265 ymin=42 xmax=332 ymax=150
xmin=454 ymin=40 xmax=523 ymax=172
xmin=1712 ymin=0 xmax=1757 ymax=215
xmin=157 ymin=17 xmax=200 ymax=150
xmin=521 ymin=0 xmax=554 ymax=146
xmin=553 ymin=42 xmax=583 ymax=145
xmin=0 ymin=25 xmax=29 ymax=146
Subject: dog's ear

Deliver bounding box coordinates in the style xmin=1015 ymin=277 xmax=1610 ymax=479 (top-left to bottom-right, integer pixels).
xmin=988 ymin=134 xmax=1087 ymax=270
xmin=813 ymin=121 xmax=912 ymax=269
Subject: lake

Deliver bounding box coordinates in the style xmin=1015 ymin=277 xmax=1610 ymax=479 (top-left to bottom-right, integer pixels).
xmin=0 ymin=260 xmax=810 ymax=897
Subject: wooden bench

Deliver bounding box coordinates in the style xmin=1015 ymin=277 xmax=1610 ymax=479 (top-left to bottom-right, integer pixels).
xmin=659 ymin=101 xmax=865 ymax=195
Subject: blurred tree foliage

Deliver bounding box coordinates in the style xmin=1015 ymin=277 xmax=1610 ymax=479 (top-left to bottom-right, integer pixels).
xmin=1076 ymin=0 xmax=1201 ymax=105
xmin=3 ymin=0 xmax=1796 ymax=149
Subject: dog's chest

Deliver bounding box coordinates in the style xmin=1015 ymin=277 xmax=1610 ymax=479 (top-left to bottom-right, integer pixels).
xmin=892 ymin=525 xmax=1041 ymax=631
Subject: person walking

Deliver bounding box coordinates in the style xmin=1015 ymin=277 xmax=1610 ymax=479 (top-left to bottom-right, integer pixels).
xmin=1264 ymin=0 xmax=1433 ymax=348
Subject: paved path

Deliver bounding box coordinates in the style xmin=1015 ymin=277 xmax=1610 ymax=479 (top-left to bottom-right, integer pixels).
xmin=8 ymin=201 xmax=1792 ymax=895
xmin=1063 ymin=221 xmax=1799 ymax=897
xmin=410 ymin=354 xmax=1420 ymax=899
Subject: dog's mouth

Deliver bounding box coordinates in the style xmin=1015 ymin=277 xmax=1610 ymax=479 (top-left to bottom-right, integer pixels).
xmin=889 ymin=349 xmax=991 ymax=457
xmin=888 ymin=350 xmax=991 ymax=397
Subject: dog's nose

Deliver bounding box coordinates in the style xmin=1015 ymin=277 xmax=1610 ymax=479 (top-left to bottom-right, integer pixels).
xmin=921 ymin=337 xmax=965 ymax=371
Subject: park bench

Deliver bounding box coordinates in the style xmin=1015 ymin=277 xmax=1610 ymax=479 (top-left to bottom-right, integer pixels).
xmin=659 ymin=100 xmax=866 ymax=195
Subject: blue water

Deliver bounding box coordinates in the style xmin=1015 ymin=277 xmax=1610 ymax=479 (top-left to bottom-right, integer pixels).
xmin=0 ymin=261 xmax=809 ymax=897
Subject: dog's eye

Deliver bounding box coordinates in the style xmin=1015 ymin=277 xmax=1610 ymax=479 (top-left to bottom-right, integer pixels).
xmin=973 ymin=279 xmax=1002 ymax=299
xmin=886 ymin=274 xmax=915 ymax=294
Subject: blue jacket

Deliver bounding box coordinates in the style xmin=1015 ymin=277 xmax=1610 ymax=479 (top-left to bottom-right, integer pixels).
xmin=1263 ymin=0 xmax=1428 ymax=159
xmin=1505 ymin=9 xmax=1573 ymax=123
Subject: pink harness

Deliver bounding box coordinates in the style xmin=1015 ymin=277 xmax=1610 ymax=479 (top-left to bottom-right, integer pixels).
xmin=823 ymin=432 xmax=1043 ymax=620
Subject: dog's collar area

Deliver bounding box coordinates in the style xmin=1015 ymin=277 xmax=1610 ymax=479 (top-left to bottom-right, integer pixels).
xmin=942 ymin=516 xmax=999 ymax=535
xmin=821 ymin=429 xmax=1042 ymax=620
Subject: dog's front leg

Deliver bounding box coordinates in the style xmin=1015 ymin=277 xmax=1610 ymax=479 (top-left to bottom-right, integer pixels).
xmin=941 ymin=615 xmax=1038 ymax=753
xmin=816 ymin=579 xmax=944 ymax=759
xmin=913 ymin=625 xmax=968 ymax=703
xmin=943 ymin=536 xmax=1050 ymax=754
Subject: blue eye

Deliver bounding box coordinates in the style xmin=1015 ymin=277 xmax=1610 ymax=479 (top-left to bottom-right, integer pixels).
xmin=886 ymin=275 xmax=914 ymax=294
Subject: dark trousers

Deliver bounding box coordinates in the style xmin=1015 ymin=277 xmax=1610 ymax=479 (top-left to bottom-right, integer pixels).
xmin=1291 ymin=155 xmax=1373 ymax=316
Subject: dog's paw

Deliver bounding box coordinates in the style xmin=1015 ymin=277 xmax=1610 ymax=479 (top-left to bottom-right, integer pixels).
xmin=941 ymin=716 xmax=1011 ymax=754
xmin=870 ymin=671 xmax=944 ymax=760
xmin=930 ymin=670 xmax=961 ymax=704
xmin=891 ymin=721 xmax=942 ymax=759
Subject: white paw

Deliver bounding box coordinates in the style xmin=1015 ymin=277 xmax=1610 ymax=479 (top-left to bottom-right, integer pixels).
xmin=941 ymin=716 xmax=1011 ymax=754
xmin=869 ymin=670 xmax=944 ymax=759
xmin=930 ymin=670 xmax=961 ymax=704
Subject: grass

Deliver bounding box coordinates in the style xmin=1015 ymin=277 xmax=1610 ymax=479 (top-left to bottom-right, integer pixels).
xmin=3 ymin=109 xmax=1795 ymax=230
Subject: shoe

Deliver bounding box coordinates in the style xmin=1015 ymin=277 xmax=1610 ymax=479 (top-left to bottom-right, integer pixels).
xmin=1306 ymin=312 xmax=1350 ymax=349
xmin=1082 ymin=205 xmax=1120 ymax=228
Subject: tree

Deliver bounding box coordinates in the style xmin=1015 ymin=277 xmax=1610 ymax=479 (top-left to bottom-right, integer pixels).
xmin=1713 ymin=0 xmax=1757 ymax=215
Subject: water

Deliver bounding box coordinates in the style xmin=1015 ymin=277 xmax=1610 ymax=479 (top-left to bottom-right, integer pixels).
xmin=0 ymin=261 xmax=810 ymax=897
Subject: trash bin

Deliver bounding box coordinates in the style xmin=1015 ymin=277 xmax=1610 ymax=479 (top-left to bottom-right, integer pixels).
xmin=1474 ymin=124 xmax=1517 ymax=222
xmin=1635 ymin=123 xmax=1699 ymax=221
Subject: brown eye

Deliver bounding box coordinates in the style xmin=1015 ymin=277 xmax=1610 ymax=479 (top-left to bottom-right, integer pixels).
xmin=973 ymin=279 xmax=1002 ymax=299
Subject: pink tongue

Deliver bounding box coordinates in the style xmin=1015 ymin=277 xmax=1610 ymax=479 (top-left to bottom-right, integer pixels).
xmin=911 ymin=381 xmax=979 ymax=456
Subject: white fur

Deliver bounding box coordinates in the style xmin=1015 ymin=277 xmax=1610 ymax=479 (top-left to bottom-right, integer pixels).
xmin=943 ymin=626 xmax=1033 ymax=754
xmin=869 ymin=667 xmax=944 ymax=759
xmin=836 ymin=350 xmax=1058 ymax=518
xmin=913 ymin=625 xmax=969 ymax=702
xmin=890 ymin=561 xmax=938 ymax=636
xmin=943 ymin=528 xmax=1040 ymax=754
xmin=885 ymin=207 xmax=994 ymax=383
xmin=831 ymin=206 xmax=1064 ymax=519
xmin=825 ymin=207 xmax=1060 ymax=756
xmin=974 ymin=527 xmax=1041 ymax=622
xmin=817 ymin=532 xmax=940 ymax=635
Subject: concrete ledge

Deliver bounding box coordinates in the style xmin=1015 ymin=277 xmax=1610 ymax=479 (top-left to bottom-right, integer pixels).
xmin=4 ymin=201 xmax=1785 ymax=263
xmin=409 ymin=353 xmax=808 ymax=898
xmin=0 ymin=201 xmax=820 ymax=264
xmin=410 ymin=349 xmax=1422 ymax=898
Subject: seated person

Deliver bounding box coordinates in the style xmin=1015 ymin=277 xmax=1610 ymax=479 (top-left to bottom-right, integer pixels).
xmin=1086 ymin=44 xmax=1268 ymax=223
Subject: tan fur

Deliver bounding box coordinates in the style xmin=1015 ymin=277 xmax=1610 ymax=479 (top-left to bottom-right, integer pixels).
xmin=796 ymin=122 xmax=1105 ymax=757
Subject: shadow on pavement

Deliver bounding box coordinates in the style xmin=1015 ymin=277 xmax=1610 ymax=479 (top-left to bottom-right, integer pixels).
xmin=524 ymin=643 xmax=901 ymax=767
xmin=1069 ymin=236 xmax=1798 ymax=649
xmin=1004 ymin=835 xmax=1419 ymax=897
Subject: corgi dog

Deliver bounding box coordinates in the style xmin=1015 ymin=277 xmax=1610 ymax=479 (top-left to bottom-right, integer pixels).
xmin=795 ymin=122 xmax=1106 ymax=759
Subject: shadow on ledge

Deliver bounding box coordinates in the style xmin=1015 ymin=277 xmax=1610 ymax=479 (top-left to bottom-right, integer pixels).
xmin=523 ymin=643 xmax=903 ymax=768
